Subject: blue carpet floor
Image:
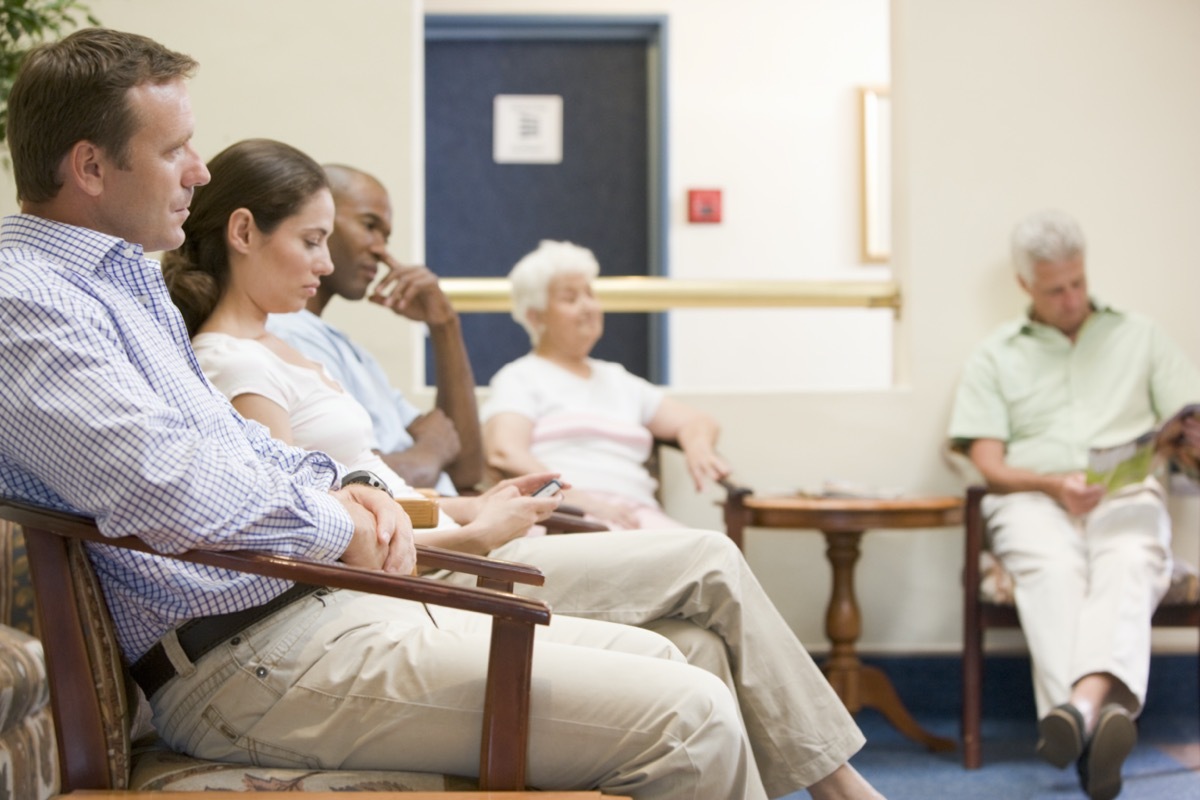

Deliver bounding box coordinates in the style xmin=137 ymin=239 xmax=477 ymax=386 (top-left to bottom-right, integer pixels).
xmin=780 ymin=654 xmax=1199 ymax=799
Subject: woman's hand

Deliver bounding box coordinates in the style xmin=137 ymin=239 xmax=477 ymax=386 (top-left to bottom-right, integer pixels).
xmin=649 ymin=397 xmax=730 ymax=492
xmin=460 ymin=477 xmax=564 ymax=551
xmin=681 ymin=443 xmax=732 ymax=492
xmin=564 ymin=489 xmax=641 ymax=531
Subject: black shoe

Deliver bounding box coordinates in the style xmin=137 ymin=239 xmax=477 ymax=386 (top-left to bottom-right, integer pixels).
xmin=1077 ymin=704 xmax=1136 ymax=800
xmin=1036 ymin=702 xmax=1086 ymax=768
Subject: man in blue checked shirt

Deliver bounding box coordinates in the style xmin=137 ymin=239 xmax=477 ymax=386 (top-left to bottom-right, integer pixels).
xmin=0 ymin=27 xmax=885 ymax=800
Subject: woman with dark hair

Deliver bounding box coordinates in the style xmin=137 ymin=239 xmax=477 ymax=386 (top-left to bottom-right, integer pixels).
xmin=164 ymin=138 xmax=329 ymax=339
xmin=164 ymin=138 xmax=560 ymax=547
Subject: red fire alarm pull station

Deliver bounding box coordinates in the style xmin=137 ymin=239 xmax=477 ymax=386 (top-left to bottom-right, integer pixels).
xmin=688 ymin=189 xmax=722 ymax=223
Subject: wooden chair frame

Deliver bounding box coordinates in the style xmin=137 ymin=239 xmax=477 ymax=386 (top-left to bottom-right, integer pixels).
xmin=0 ymin=496 xmax=551 ymax=793
xmin=961 ymin=484 xmax=1200 ymax=769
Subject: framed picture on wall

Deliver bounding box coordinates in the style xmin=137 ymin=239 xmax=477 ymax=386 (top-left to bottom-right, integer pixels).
xmin=860 ymin=86 xmax=891 ymax=263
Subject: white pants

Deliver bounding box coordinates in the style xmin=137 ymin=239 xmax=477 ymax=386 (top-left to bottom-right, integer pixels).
xmin=149 ymin=590 xmax=765 ymax=800
xmin=983 ymin=480 xmax=1173 ymax=718
xmin=477 ymin=528 xmax=865 ymax=797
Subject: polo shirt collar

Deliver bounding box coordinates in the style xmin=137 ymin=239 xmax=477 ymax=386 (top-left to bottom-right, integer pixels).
xmin=1010 ymin=298 xmax=1121 ymax=341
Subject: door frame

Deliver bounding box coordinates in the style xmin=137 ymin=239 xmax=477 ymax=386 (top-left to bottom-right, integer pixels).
xmin=424 ymin=14 xmax=670 ymax=381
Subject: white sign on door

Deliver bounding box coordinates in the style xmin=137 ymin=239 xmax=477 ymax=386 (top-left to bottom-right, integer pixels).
xmin=493 ymin=94 xmax=563 ymax=164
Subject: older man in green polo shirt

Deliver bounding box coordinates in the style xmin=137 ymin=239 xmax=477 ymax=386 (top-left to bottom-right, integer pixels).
xmin=948 ymin=209 xmax=1200 ymax=800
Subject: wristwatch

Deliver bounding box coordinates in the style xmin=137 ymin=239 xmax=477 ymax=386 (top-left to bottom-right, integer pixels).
xmin=341 ymin=470 xmax=393 ymax=498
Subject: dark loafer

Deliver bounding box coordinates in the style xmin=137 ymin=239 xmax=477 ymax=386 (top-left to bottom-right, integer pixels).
xmin=1078 ymin=704 xmax=1137 ymax=800
xmin=1036 ymin=702 xmax=1086 ymax=768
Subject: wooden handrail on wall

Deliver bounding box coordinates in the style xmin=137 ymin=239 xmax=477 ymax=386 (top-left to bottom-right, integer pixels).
xmin=440 ymin=277 xmax=901 ymax=313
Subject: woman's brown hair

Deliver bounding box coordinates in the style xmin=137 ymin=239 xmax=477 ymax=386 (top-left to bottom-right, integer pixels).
xmin=162 ymin=138 xmax=328 ymax=336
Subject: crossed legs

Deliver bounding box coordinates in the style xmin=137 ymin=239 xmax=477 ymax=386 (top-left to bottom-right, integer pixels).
xmin=484 ymin=527 xmax=870 ymax=797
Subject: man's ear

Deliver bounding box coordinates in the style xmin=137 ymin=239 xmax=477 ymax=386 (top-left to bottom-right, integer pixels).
xmin=1016 ymin=275 xmax=1031 ymax=294
xmin=64 ymin=141 xmax=107 ymax=198
xmin=226 ymin=208 xmax=256 ymax=255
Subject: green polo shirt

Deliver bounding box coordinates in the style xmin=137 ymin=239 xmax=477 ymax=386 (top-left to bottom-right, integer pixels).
xmin=948 ymin=303 xmax=1200 ymax=474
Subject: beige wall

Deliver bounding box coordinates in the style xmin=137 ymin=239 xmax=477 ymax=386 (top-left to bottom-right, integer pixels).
xmin=2 ymin=0 xmax=1197 ymax=653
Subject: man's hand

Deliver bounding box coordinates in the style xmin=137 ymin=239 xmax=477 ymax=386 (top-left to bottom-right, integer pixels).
xmin=1052 ymin=472 xmax=1105 ymax=517
xmin=1156 ymin=407 xmax=1200 ymax=479
xmin=333 ymin=484 xmax=416 ymax=574
xmin=369 ymin=256 xmax=455 ymax=326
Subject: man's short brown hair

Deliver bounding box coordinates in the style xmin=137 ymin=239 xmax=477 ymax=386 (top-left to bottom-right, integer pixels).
xmin=7 ymin=27 xmax=197 ymax=204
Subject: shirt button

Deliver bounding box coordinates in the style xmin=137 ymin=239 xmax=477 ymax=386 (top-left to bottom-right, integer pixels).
xmin=255 ymin=667 xmax=268 ymax=679
xmin=230 ymin=636 xmax=241 ymax=646
xmin=122 ymin=246 xmax=135 ymax=258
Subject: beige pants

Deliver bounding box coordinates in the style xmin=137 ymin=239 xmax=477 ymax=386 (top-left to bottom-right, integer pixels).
xmin=983 ymin=480 xmax=1173 ymax=718
xmin=149 ymin=589 xmax=765 ymax=800
xmin=476 ymin=527 xmax=865 ymax=797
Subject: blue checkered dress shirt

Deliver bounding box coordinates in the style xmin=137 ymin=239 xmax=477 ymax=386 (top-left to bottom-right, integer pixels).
xmin=0 ymin=214 xmax=354 ymax=659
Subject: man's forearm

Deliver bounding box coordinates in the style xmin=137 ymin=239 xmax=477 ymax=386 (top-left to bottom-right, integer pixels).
xmin=379 ymin=444 xmax=449 ymax=491
xmin=427 ymin=314 xmax=483 ymax=490
xmin=977 ymin=463 xmax=1064 ymax=497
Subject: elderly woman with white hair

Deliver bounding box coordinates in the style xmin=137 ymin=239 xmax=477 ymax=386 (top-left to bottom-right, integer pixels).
xmin=482 ymin=240 xmax=731 ymax=530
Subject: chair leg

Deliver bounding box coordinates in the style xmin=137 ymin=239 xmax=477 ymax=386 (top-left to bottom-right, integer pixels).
xmin=479 ymin=616 xmax=536 ymax=790
xmin=962 ymin=615 xmax=984 ymax=769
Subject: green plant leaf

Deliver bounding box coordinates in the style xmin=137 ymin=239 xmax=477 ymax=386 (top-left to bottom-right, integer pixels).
xmin=0 ymin=0 xmax=97 ymax=145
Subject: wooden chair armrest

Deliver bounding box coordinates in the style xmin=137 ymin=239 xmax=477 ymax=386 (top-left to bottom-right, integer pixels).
xmin=417 ymin=543 xmax=546 ymax=592
xmin=718 ymin=476 xmax=753 ymax=498
xmin=0 ymin=497 xmax=549 ymax=625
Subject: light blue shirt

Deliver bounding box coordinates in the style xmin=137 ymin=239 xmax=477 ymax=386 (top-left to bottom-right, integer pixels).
xmin=267 ymin=309 xmax=458 ymax=496
xmin=0 ymin=215 xmax=353 ymax=659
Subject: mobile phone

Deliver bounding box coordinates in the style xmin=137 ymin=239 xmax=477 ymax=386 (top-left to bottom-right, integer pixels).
xmin=530 ymin=479 xmax=563 ymax=498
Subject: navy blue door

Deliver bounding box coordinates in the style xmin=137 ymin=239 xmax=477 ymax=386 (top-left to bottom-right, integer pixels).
xmin=425 ymin=19 xmax=662 ymax=385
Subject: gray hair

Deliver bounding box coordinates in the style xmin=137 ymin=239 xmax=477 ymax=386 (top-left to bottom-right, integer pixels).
xmin=1010 ymin=209 xmax=1086 ymax=283
xmin=509 ymin=240 xmax=600 ymax=345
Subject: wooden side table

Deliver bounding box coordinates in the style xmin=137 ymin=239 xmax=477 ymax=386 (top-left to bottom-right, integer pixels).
xmin=723 ymin=491 xmax=963 ymax=752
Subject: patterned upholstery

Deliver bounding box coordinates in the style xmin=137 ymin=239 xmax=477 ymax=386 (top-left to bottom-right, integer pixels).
xmin=65 ymin=537 xmax=482 ymax=792
xmin=0 ymin=520 xmax=57 ymax=800
xmin=979 ymin=550 xmax=1200 ymax=606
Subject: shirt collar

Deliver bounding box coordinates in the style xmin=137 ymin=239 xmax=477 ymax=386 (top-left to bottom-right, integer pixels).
xmin=1010 ymin=298 xmax=1121 ymax=340
xmin=0 ymin=213 xmax=145 ymax=274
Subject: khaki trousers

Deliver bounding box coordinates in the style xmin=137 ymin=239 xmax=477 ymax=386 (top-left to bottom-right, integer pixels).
xmin=983 ymin=480 xmax=1173 ymax=718
xmin=149 ymin=589 xmax=765 ymax=800
xmin=475 ymin=528 xmax=865 ymax=797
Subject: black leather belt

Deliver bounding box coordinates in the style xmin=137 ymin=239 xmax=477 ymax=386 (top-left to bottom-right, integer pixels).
xmin=130 ymin=583 xmax=322 ymax=699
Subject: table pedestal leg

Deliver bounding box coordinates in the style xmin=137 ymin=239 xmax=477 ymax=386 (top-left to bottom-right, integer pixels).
xmin=820 ymin=530 xmax=955 ymax=753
